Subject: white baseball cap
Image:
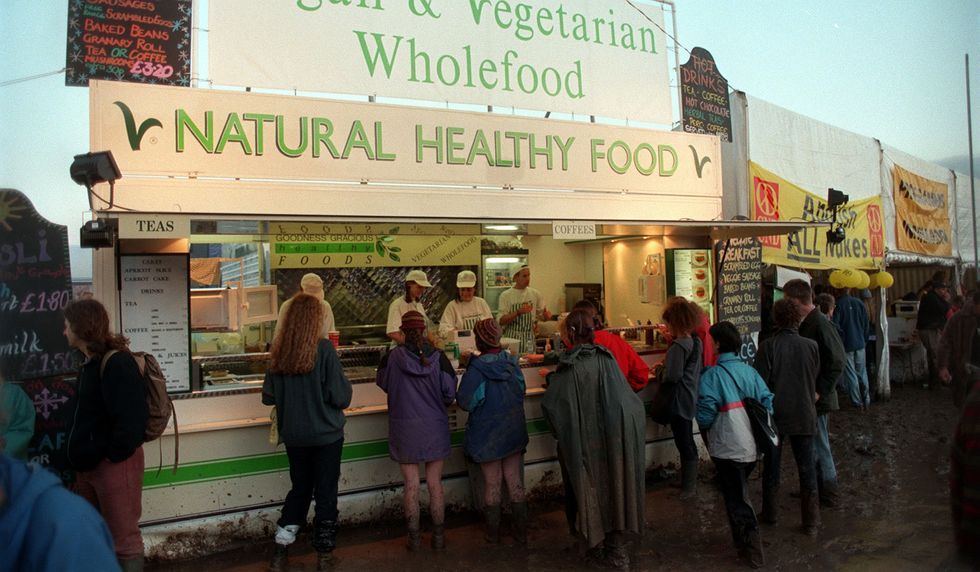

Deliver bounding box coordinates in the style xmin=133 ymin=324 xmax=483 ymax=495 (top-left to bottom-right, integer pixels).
xmin=510 ymin=263 xmax=529 ymax=277
xmin=300 ymin=273 xmax=324 ymax=288
xmin=405 ymin=269 xmax=432 ymax=287
xmin=456 ymin=270 xmax=477 ymax=288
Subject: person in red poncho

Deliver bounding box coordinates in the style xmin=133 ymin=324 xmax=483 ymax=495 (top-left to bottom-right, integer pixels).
xmin=572 ymin=299 xmax=650 ymax=391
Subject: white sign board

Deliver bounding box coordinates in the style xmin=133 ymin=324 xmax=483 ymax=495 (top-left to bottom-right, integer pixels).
xmin=208 ymin=0 xmax=672 ymax=124
xmin=91 ymin=81 xmax=721 ymax=198
xmin=119 ymin=215 xmax=190 ymax=239
xmin=552 ymin=220 xmax=596 ymax=239
xmin=119 ymin=254 xmax=191 ymax=393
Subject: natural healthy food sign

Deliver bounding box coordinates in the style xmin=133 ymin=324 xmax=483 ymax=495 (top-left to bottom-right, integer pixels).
xmin=750 ymin=162 xmax=885 ymax=270
xmin=207 ymin=0 xmax=672 ymax=124
xmin=90 ymin=81 xmax=721 ymax=196
xmin=891 ymin=164 xmax=953 ymax=257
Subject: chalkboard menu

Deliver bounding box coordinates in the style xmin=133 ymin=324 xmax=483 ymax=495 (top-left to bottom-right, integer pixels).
xmin=0 ymin=189 xmax=78 ymax=475
xmin=120 ymin=254 xmax=191 ymax=392
xmin=66 ymin=0 xmax=193 ymax=87
xmin=715 ymin=237 xmax=763 ymax=363
xmin=680 ymin=47 xmax=732 ymax=142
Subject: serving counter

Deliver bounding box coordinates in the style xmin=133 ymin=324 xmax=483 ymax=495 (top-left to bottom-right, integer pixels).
xmin=140 ymin=342 xmax=679 ymax=559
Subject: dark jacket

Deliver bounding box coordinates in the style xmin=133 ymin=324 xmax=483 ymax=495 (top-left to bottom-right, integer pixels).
xmin=799 ymin=308 xmax=846 ymax=415
xmin=663 ymin=336 xmax=703 ymax=420
xmin=263 ymin=339 xmax=352 ymax=447
xmin=67 ymin=351 xmax=148 ymax=472
xmin=0 ymin=455 xmax=119 ymax=572
xmin=754 ymin=328 xmax=819 ymax=436
xmin=939 ymin=305 xmax=979 ymax=378
xmin=541 ymin=344 xmax=645 ymax=549
xmin=917 ymin=290 xmax=950 ymax=331
xmin=457 ymin=350 xmax=528 ymax=463
xmin=833 ymin=293 xmax=870 ymax=352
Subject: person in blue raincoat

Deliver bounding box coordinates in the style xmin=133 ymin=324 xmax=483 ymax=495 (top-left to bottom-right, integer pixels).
xmin=457 ymin=318 xmax=529 ymax=545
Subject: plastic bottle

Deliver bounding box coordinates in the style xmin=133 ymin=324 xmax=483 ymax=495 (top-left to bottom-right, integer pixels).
xmin=645 ymin=320 xmax=654 ymax=346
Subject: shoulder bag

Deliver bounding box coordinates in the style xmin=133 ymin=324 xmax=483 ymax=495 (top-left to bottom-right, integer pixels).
xmin=717 ymin=363 xmax=779 ymax=453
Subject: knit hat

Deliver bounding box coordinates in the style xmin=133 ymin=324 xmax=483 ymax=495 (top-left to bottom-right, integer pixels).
xmin=473 ymin=318 xmax=502 ymax=348
xmin=400 ymin=310 xmax=426 ymax=331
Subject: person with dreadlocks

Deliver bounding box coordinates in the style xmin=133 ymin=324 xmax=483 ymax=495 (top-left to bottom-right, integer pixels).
xmin=377 ymin=310 xmax=458 ymax=551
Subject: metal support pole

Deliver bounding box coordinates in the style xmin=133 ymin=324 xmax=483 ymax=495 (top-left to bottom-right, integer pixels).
xmin=966 ymin=54 xmax=977 ymax=281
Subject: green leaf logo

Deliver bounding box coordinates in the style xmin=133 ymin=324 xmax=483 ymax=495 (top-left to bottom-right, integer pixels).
xmin=114 ymin=101 xmax=162 ymax=151
xmin=690 ymin=145 xmax=712 ymax=179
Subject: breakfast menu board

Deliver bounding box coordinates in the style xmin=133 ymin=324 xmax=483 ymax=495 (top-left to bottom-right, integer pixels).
xmin=119 ymin=254 xmax=191 ymax=392
xmin=665 ymin=248 xmax=714 ymax=322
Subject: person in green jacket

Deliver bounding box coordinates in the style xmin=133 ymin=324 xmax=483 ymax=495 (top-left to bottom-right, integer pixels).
xmin=0 ymin=376 xmax=35 ymax=461
xmin=542 ymin=309 xmax=646 ymax=569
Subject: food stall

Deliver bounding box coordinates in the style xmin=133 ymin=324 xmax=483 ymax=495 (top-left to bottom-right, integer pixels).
xmin=85 ymin=80 xmax=818 ymax=558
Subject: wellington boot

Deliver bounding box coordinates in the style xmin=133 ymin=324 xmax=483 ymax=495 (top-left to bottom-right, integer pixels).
xmin=742 ymin=529 xmax=765 ymax=569
xmin=761 ymin=486 xmax=779 ymax=525
xmin=431 ymin=524 xmax=446 ymax=550
xmin=801 ymin=490 xmax=821 ymax=537
xmin=268 ymin=545 xmax=288 ymax=572
xmin=819 ymin=480 xmax=840 ymax=508
xmin=118 ymin=556 xmax=144 ymax=572
xmin=679 ymin=460 xmax=698 ymax=499
xmin=406 ymin=528 xmax=421 ymax=552
xmin=483 ymin=504 xmax=501 ymax=544
xmin=511 ymin=501 xmax=529 ymax=545
xmin=313 ymin=520 xmax=338 ymax=553
xmin=316 ymin=552 xmax=335 ymax=571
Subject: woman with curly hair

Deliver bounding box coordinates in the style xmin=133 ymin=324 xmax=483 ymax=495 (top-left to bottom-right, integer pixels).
xmin=263 ymin=293 xmax=352 ymax=571
xmin=377 ymin=310 xmax=457 ymax=551
xmin=661 ymin=296 xmax=704 ymax=499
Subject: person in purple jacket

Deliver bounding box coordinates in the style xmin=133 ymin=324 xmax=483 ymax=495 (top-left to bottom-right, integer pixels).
xmin=376 ymin=310 xmax=457 ymax=551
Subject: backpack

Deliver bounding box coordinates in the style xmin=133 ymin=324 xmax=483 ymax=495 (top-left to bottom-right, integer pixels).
xmin=102 ymin=349 xmax=179 ymax=473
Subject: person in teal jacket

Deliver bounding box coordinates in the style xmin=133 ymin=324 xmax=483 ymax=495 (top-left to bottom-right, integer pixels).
xmin=0 ymin=378 xmax=35 ymax=461
xmin=1 ymin=454 xmax=119 ymax=571
xmin=697 ymin=321 xmax=774 ymax=569
xmin=457 ymin=318 xmax=529 ymax=544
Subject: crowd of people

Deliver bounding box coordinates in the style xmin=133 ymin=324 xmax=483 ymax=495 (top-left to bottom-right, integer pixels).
xmin=1 ymin=270 xmax=978 ymax=571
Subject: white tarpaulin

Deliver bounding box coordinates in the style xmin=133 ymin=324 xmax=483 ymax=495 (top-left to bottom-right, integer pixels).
xmin=955 ymin=171 xmax=979 ymax=267
xmin=745 ymin=95 xmax=881 ymax=203
xmin=879 ymin=144 xmax=957 ymax=260
xmin=207 ymin=0 xmax=672 ymax=124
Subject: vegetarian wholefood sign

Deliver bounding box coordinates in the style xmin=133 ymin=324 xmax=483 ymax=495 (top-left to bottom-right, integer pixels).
xmin=66 ymin=0 xmax=192 ymax=87
xmin=750 ymin=162 xmax=885 ymax=270
xmin=207 ymin=0 xmax=671 ymax=124
xmin=90 ymin=81 xmax=721 ymax=196
xmin=892 ymin=164 xmax=953 ymax=257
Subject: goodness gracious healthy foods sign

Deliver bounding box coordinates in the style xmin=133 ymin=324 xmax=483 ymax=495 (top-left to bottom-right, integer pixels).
xmin=207 ymin=0 xmax=672 ymax=124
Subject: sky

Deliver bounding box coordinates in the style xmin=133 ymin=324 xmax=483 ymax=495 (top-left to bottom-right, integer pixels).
xmin=0 ymin=0 xmax=977 ymax=277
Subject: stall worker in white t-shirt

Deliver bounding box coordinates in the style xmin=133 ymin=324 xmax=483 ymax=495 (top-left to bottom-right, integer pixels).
xmin=386 ymin=269 xmax=433 ymax=345
xmin=275 ymin=272 xmax=336 ymax=341
xmin=497 ymin=264 xmax=552 ymax=354
xmin=439 ymin=270 xmax=494 ymax=340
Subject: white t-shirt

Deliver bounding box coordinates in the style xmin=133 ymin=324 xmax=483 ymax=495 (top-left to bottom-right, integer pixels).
xmin=439 ymin=297 xmax=493 ymax=337
xmin=386 ymin=297 xmax=430 ymax=335
xmin=274 ymin=298 xmax=335 ymax=340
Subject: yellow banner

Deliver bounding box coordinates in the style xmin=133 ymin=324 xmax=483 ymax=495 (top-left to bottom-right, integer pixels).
xmin=892 ymin=164 xmax=952 ymax=257
xmin=750 ymin=162 xmax=885 ymax=270
xmin=270 ymin=223 xmax=481 ymax=269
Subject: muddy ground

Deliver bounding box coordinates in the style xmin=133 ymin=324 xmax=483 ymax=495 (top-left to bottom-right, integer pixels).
xmin=149 ymin=384 xmax=975 ymax=571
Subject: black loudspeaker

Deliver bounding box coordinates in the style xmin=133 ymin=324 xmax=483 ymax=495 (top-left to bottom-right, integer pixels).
xmin=80 ymin=218 xmax=117 ymax=249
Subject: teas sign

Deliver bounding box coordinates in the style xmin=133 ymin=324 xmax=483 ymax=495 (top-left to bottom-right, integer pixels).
xmin=66 ymin=0 xmax=192 ymax=87
xmin=680 ymin=47 xmax=732 ymax=142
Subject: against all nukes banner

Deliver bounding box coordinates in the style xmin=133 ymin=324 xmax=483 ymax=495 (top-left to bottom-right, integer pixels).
xmin=892 ymin=164 xmax=952 ymax=257
xmin=750 ymin=162 xmax=885 ymax=270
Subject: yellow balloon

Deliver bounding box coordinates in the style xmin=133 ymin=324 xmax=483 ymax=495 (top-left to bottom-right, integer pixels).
xmin=840 ymin=269 xmax=858 ymax=288
xmin=875 ymin=271 xmax=894 ymax=289
xmin=829 ymin=270 xmax=845 ymax=288
xmin=856 ymin=271 xmax=871 ymax=290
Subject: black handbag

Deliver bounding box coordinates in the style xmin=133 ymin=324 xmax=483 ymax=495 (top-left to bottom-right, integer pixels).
xmin=649 ymin=364 xmax=675 ymax=425
xmin=717 ymin=364 xmax=779 ymax=453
